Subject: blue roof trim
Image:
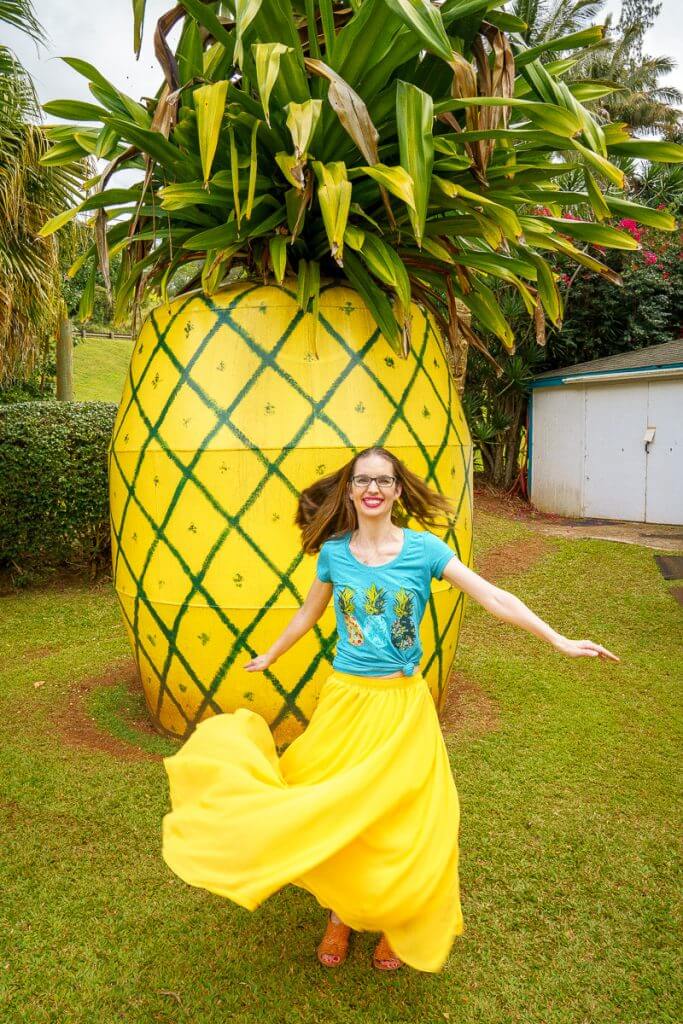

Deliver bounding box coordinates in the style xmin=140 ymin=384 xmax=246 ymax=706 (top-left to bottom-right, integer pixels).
xmin=530 ymin=360 xmax=683 ymax=389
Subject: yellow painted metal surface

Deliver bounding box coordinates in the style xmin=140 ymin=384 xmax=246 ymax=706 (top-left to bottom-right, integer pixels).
xmin=108 ymin=280 xmax=473 ymax=744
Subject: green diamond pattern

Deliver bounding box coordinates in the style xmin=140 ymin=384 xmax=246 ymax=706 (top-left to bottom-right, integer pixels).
xmin=108 ymin=283 xmax=472 ymax=737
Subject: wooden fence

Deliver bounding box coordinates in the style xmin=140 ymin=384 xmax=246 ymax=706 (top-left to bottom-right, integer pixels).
xmin=76 ymin=327 xmax=133 ymax=341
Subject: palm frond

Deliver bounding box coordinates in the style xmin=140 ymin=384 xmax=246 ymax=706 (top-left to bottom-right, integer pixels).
xmin=0 ymin=0 xmax=46 ymax=44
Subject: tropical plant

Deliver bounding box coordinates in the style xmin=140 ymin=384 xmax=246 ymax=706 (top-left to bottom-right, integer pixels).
xmin=0 ymin=0 xmax=84 ymax=389
xmin=39 ymin=0 xmax=682 ymax=363
xmin=626 ymin=159 xmax=683 ymax=212
xmin=0 ymin=0 xmax=43 ymax=41
xmin=512 ymin=1 xmax=682 ymax=140
xmin=463 ymin=296 xmax=548 ymax=489
xmin=554 ymin=217 xmax=683 ymax=359
xmin=466 ymin=210 xmax=683 ymax=490
xmin=581 ymin=7 xmax=682 ymax=140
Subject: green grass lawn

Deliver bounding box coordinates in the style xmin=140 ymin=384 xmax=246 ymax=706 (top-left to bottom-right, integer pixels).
xmin=72 ymin=334 xmax=133 ymax=403
xmin=0 ymin=511 xmax=680 ymax=1024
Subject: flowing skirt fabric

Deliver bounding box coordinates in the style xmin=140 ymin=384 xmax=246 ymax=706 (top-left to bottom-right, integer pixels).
xmin=161 ymin=670 xmax=464 ymax=972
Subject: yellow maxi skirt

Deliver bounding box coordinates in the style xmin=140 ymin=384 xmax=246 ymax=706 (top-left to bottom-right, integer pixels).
xmin=161 ymin=669 xmax=464 ymax=972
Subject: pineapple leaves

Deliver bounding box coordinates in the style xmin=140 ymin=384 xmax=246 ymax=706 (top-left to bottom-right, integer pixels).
xmin=276 ymin=151 xmax=306 ymax=189
xmin=396 ymin=81 xmax=434 ymax=247
xmin=43 ymin=0 xmax=683 ymax=352
xmin=583 ymin=169 xmax=610 ymax=221
xmin=42 ymin=99 xmax=108 ymax=121
xmin=269 ymin=235 xmax=288 ymax=283
xmin=343 ymin=250 xmax=402 ymax=353
xmin=194 ymin=80 xmax=229 ymax=184
xmin=78 ymin=260 xmax=97 ymax=323
xmin=361 ymin=235 xmax=411 ymax=314
xmin=380 ymin=0 xmax=452 ymax=65
xmin=312 ymin=161 xmax=352 ymax=264
xmin=252 ymin=42 xmax=292 ymax=125
xmin=456 ymin=277 xmax=515 ymax=350
xmin=235 ymin=0 xmax=264 ymax=66
xmin=358 ymin=234 xmax=412 ymax=347
xmin=246 ymin=118 xmax=261 ymax=219
xmin=285 ymin=99 xmax=322 ymax=158
xmin=295 ymin=258 xmax=322 ymax=356
xmin=607 ymin=140 xmax=683 ymax=163
xmin=132 ymin=0 xmax=146 ymax=57
xmin=178 ymin=0 xmax=234 ymax=50
xmin=305 ymin=59 xmax=380 ymax=164
xmin=520 ymin=249 xmax=563 ymax=326
xmin=354 ymin=164 xmax=416 ymax=211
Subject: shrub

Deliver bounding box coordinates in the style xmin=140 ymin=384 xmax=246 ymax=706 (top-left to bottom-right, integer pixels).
xmin=0 ymin=400 xmax=117 ymax=584
xmin=553 ymin=220 xmax=683 ymax=363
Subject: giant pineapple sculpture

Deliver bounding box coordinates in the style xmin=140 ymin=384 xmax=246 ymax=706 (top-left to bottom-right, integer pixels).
xmin=42 ymin=1 xmax=680 ymax=742
xmin=110 ymin=279 xmax=473 ymax=742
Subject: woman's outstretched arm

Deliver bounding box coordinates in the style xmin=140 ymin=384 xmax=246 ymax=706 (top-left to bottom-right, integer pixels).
xmin=440 ymin=556 xmax=620 ymax=662
xmin=244 ymin=578 xmax=334 ymax=672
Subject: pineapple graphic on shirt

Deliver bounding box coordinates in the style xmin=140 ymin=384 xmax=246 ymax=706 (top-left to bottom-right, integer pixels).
xmin=338 ymin=587 xmax=365 ymax=646
xmin=363 ymin=583 xmax=390 ymax=648
xmin=390 ymin=588 xmax=417 ymax=651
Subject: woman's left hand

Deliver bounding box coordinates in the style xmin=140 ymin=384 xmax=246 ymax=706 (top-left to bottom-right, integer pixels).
xmin=553 ymin=636 xmax=620 ymax=662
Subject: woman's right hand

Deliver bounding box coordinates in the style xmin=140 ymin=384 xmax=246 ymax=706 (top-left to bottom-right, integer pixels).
xmin=244 ymin=652 xmax=276 ymax=672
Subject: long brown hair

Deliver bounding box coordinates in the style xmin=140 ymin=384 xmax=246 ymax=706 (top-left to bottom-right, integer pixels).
xmin=295 ymin=446 xmax=457 ymax=554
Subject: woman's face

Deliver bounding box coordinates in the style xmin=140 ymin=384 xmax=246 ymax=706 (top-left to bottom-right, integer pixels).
xmin=347 ymin=454 xmax=401 ymax=522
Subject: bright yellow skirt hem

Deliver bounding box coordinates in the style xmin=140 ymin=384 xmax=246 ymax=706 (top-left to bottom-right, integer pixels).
xmin=162 ymin=669 xmax=464 ymax=972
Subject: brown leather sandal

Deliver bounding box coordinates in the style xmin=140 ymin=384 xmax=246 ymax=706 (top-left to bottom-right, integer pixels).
xmin=316 ymin=912 xmax=352 ymax=968
xmin=372 ymin=934 xmax=404 ymax=971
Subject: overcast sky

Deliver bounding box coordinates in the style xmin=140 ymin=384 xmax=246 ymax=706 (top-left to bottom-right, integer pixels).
xmin=3 ymin=0 xmax=682 ymax=113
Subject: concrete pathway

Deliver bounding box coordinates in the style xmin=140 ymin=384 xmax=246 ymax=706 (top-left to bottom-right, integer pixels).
xmin=522 ymin=518 xmax=683 ymax=553
xmin=473 ymin=488 xmax=683 ymax=552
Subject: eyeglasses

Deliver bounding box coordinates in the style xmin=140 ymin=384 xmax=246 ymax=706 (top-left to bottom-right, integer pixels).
xmin=351 ymin=474 xmax=397 ymax=490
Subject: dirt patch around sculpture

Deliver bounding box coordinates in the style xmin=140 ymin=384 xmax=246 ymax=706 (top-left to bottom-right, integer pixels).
xmin=50 ymin=657 xmax=163 ymax=763
xmin=474 ymin=533 xmax=556 ymax=583
xmin=439 ymin=669 xmax=501 ymax=739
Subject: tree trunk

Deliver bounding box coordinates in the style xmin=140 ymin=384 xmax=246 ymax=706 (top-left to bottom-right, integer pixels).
xmin=503 ymin=398 xmax=527 ymax=489
xmin=479 ymin=442 xmax=495 ymax=478
xmin=56 ymin=311 xmax=74 ymax=402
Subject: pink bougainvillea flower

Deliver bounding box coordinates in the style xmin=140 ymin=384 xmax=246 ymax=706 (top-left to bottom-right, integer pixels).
xmin=618 ymin=217 xmax=642 ymax=241
xmin=561 ymin=211 xmax=580 ymax=220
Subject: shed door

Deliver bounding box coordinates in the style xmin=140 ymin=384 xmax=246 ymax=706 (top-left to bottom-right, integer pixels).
xmin=645 ymin=380 xmax=683 ymax=525
xmin=582 ymin=383 xmax=647 ymax=520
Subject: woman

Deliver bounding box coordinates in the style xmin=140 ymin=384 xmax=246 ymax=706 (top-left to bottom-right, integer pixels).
xmin=162 ymin=446 xmax=619 ymax=973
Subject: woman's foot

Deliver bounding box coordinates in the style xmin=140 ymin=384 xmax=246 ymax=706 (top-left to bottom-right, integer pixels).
xmin=372 ymin=934 xmax=404 ymax=971
xmin=317 ymin=911 xmax=351 ymax=968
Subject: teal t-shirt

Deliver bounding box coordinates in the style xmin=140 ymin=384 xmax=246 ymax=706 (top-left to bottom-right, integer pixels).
xmin=316 ymin=526 xmax=456 ymax=677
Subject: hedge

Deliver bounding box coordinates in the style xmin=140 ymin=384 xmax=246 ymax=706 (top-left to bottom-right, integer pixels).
xmin=0 ymin=401 xmax=117 ymax=581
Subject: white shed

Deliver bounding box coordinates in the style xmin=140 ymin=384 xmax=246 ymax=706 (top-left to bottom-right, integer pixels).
xmin=528 ymin=340 xmax=683 ymax=525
